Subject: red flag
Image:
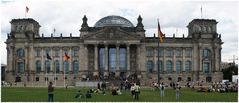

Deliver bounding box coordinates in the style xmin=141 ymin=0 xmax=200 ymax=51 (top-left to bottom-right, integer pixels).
xmin=26 ymin=6 xmax=29 ymax=13
xmin=64 ymin=53 xmax=70 ymax=61
xmin=158 ymin=19 xmax=164 ymax=43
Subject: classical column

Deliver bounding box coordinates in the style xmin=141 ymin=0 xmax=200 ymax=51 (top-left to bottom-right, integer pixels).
xmin=94 ymin=44 xmax=99 ymax=76
xmin=126 ymin=44 xmax=130 ymax=72
xmin=163 ymin=48 xmax=166 ymax=73
xmin=116 ymin=44 xmax=120 ymax=76
xmin=25 ymin=46 xmax=29 ymax=82
xmin=60 ymin=47 xmax=63 ymax=73
xmin=104 ymin=45 xmax=108 ymax=76
xmin=84 ymin=45 xmax=88 ymax=73
xmin=137 ymin=44 xmax=141 ymax=73
xmin=182 ymin=48 xmax=185 ymax=72
xmin=50 ymin=48 xmax=54 ymax=74
xmin=153 ymin=48 xmax=157 ymax=72
xmin=41 ymin=48 xmax=44 ymax=73
xmin=173 ymin=48 xmax=176 ymax=72
xmin=69 ymin=47 xmax=72 ymax=73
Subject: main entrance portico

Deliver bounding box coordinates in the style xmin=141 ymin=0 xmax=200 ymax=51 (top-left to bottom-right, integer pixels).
xmin=84 ymin=42 xmax=141 ymax=79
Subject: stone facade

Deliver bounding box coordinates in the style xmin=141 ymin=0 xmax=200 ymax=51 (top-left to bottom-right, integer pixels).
xmin=5 ymin=15 xmax=223 ymax=86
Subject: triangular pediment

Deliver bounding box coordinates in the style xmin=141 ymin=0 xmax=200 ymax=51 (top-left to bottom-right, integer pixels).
xmin=83 ymin=27 xmax=142 ymax=40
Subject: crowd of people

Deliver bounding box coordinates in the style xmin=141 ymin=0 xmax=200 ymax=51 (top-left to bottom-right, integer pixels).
xmin=44 ymin=80 xmax=239 ymax=101
xmin=207 ymin=82 xmax=238 ymax=93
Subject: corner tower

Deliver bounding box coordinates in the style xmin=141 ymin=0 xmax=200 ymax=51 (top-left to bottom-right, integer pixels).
xmin=187 ymin=19 xmax=218 ymax=39
xmin=9 ymin=18 xmax=41 ymax=39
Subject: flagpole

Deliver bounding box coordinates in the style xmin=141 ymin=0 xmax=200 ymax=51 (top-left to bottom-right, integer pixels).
xmin=201 ymin=6 xmax=202 ymax=19
xmin=64 ymin=61 xmax=65 ymax=88
xmin=157 ymin=19 xmax=161 ymax=85
xmin=54 ymin=29 xmax=56 ymax=86
xmin=157 ymin=35 xmax=160 ymax=85
xmin=45 ymin=61 xmax=47 ymax=87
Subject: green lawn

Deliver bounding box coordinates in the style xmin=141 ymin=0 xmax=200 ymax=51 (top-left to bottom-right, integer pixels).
xmin=1 ymin=87 xmax=238 ymax=102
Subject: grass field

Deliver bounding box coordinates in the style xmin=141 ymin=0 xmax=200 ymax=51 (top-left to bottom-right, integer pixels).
xmin=1 ymin=87 xmax=238 ymax=102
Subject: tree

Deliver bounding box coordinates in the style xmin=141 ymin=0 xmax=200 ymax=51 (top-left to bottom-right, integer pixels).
xmin=222 ymin=65 xmax=238 ymax=82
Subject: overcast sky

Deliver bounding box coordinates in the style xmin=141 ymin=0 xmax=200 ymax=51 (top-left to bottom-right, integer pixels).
xmin=0 ymin=0 xmax=238 ymax=64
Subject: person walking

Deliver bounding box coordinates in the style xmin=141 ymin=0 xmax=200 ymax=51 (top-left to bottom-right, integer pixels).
xmin=160 ymin=82 xmax=165 ymax=97
xmin=48 ymin=81 xmax=54 ymax=102
xmin=130 ymin=83 xmax=135 ymax=98
xmin=175 ymin=84 xmax=180 ymax=100
xmin=134 ymin=83 xmax=140 ymax=100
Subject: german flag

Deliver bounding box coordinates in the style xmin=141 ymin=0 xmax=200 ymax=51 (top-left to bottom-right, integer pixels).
xmin=158 ymin=19 xmax=164 ymax=43
xmin=46 ymin=53 xmax=52 ymax=60
xmin=64 ymin=53 xmax=70 ymax=61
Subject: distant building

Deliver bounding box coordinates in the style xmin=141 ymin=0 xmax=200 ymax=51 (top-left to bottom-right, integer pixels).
xmin=5 ymin=15 xmax=223 ymax=85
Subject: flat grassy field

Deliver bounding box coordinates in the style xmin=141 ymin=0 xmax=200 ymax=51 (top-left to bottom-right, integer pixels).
xmin=1 ymin=87 xmax=238 ymax=102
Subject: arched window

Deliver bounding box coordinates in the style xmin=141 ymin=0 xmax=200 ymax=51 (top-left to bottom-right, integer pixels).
xmin=36 ymin=60 xmax=41 ymax=73
xmin=203 ymin=49 xmax=210 ymax=57
xmin=45 ymin=60 xmax=50 ymax=73
xmin=17 ymin=48 xmax=25 ymax=57
xmin=18 ymin=62 xmax=25 ymax=73
xmin=147 ymin=60 xmax=153 ymax=73
xmin=157 ymin=60 xmax=163 ymax=72
xmin=73 ymin=60 xmax=79 ymax=76
xmin=185 ymin=61 xmax=192 ymax=72
xmin=166 ymin=60 xmax=173 ymax=73
xmin=176 ymin=61 xmax=182 ymax=73
xmin=64 ymin=61 xmax=69 ymax=74
xmin=55 ymin=60 xmax=60 ymax=73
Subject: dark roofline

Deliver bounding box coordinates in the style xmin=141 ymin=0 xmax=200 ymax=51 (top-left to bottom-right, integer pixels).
xmin=10 ymin=18 xmax=41 ymax=27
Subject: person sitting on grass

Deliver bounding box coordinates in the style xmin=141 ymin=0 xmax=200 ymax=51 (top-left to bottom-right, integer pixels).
xmin=116 ymin=88 xmax=122 ymax=95
xmin=112 ymin=87 xmax=117 ymax=96
xmin=75 ymin=90 xmax=84 ymax=99
xmin=85 ymin=91 xmax=92 ymax=99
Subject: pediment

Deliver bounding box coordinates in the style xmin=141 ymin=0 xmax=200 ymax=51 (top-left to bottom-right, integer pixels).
xmin=83 ymin=27 xmax=141 ymax=40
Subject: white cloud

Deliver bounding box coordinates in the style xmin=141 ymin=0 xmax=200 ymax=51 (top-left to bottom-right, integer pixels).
xmin=1 ymin=0 xmax=238 ymax=64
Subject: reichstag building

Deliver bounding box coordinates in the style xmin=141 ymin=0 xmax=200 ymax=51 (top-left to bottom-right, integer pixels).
xmin=5 ymin=15 xmax=223 ymax=86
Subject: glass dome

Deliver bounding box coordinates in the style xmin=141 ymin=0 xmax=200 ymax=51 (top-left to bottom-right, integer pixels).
xmin=94 ymin=15 xmax=134 ymax=27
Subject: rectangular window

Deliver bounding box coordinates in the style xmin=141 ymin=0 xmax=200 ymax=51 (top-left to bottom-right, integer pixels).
xmin=45 ymin=49 xmax=50 ymax=56
xmin=146 ymin=48 xmax=153 ymax=56
xmin=204 ymin=63 xmax=210 ymax=73
xmin=55 ymin=49 xmax=60 ymax=57
xmin=156 ymin=48 xmax=164 ymax=56
xmin=72 ymin=48 xmax=78 ymax=57
xmin=166 ymin=48 xmax=173 ymax=57
xmin=185 ymin=48 xmax=192 ymax=57
xmin=35 ymin=49 xmax=41 ymax=57
xmin=18 ymin=62 xmax=24 ymax=73
xmin=175 ymin=48 xmax=182 ymax=57
xmin=64 ymin=49 xmax=68 ymax=55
